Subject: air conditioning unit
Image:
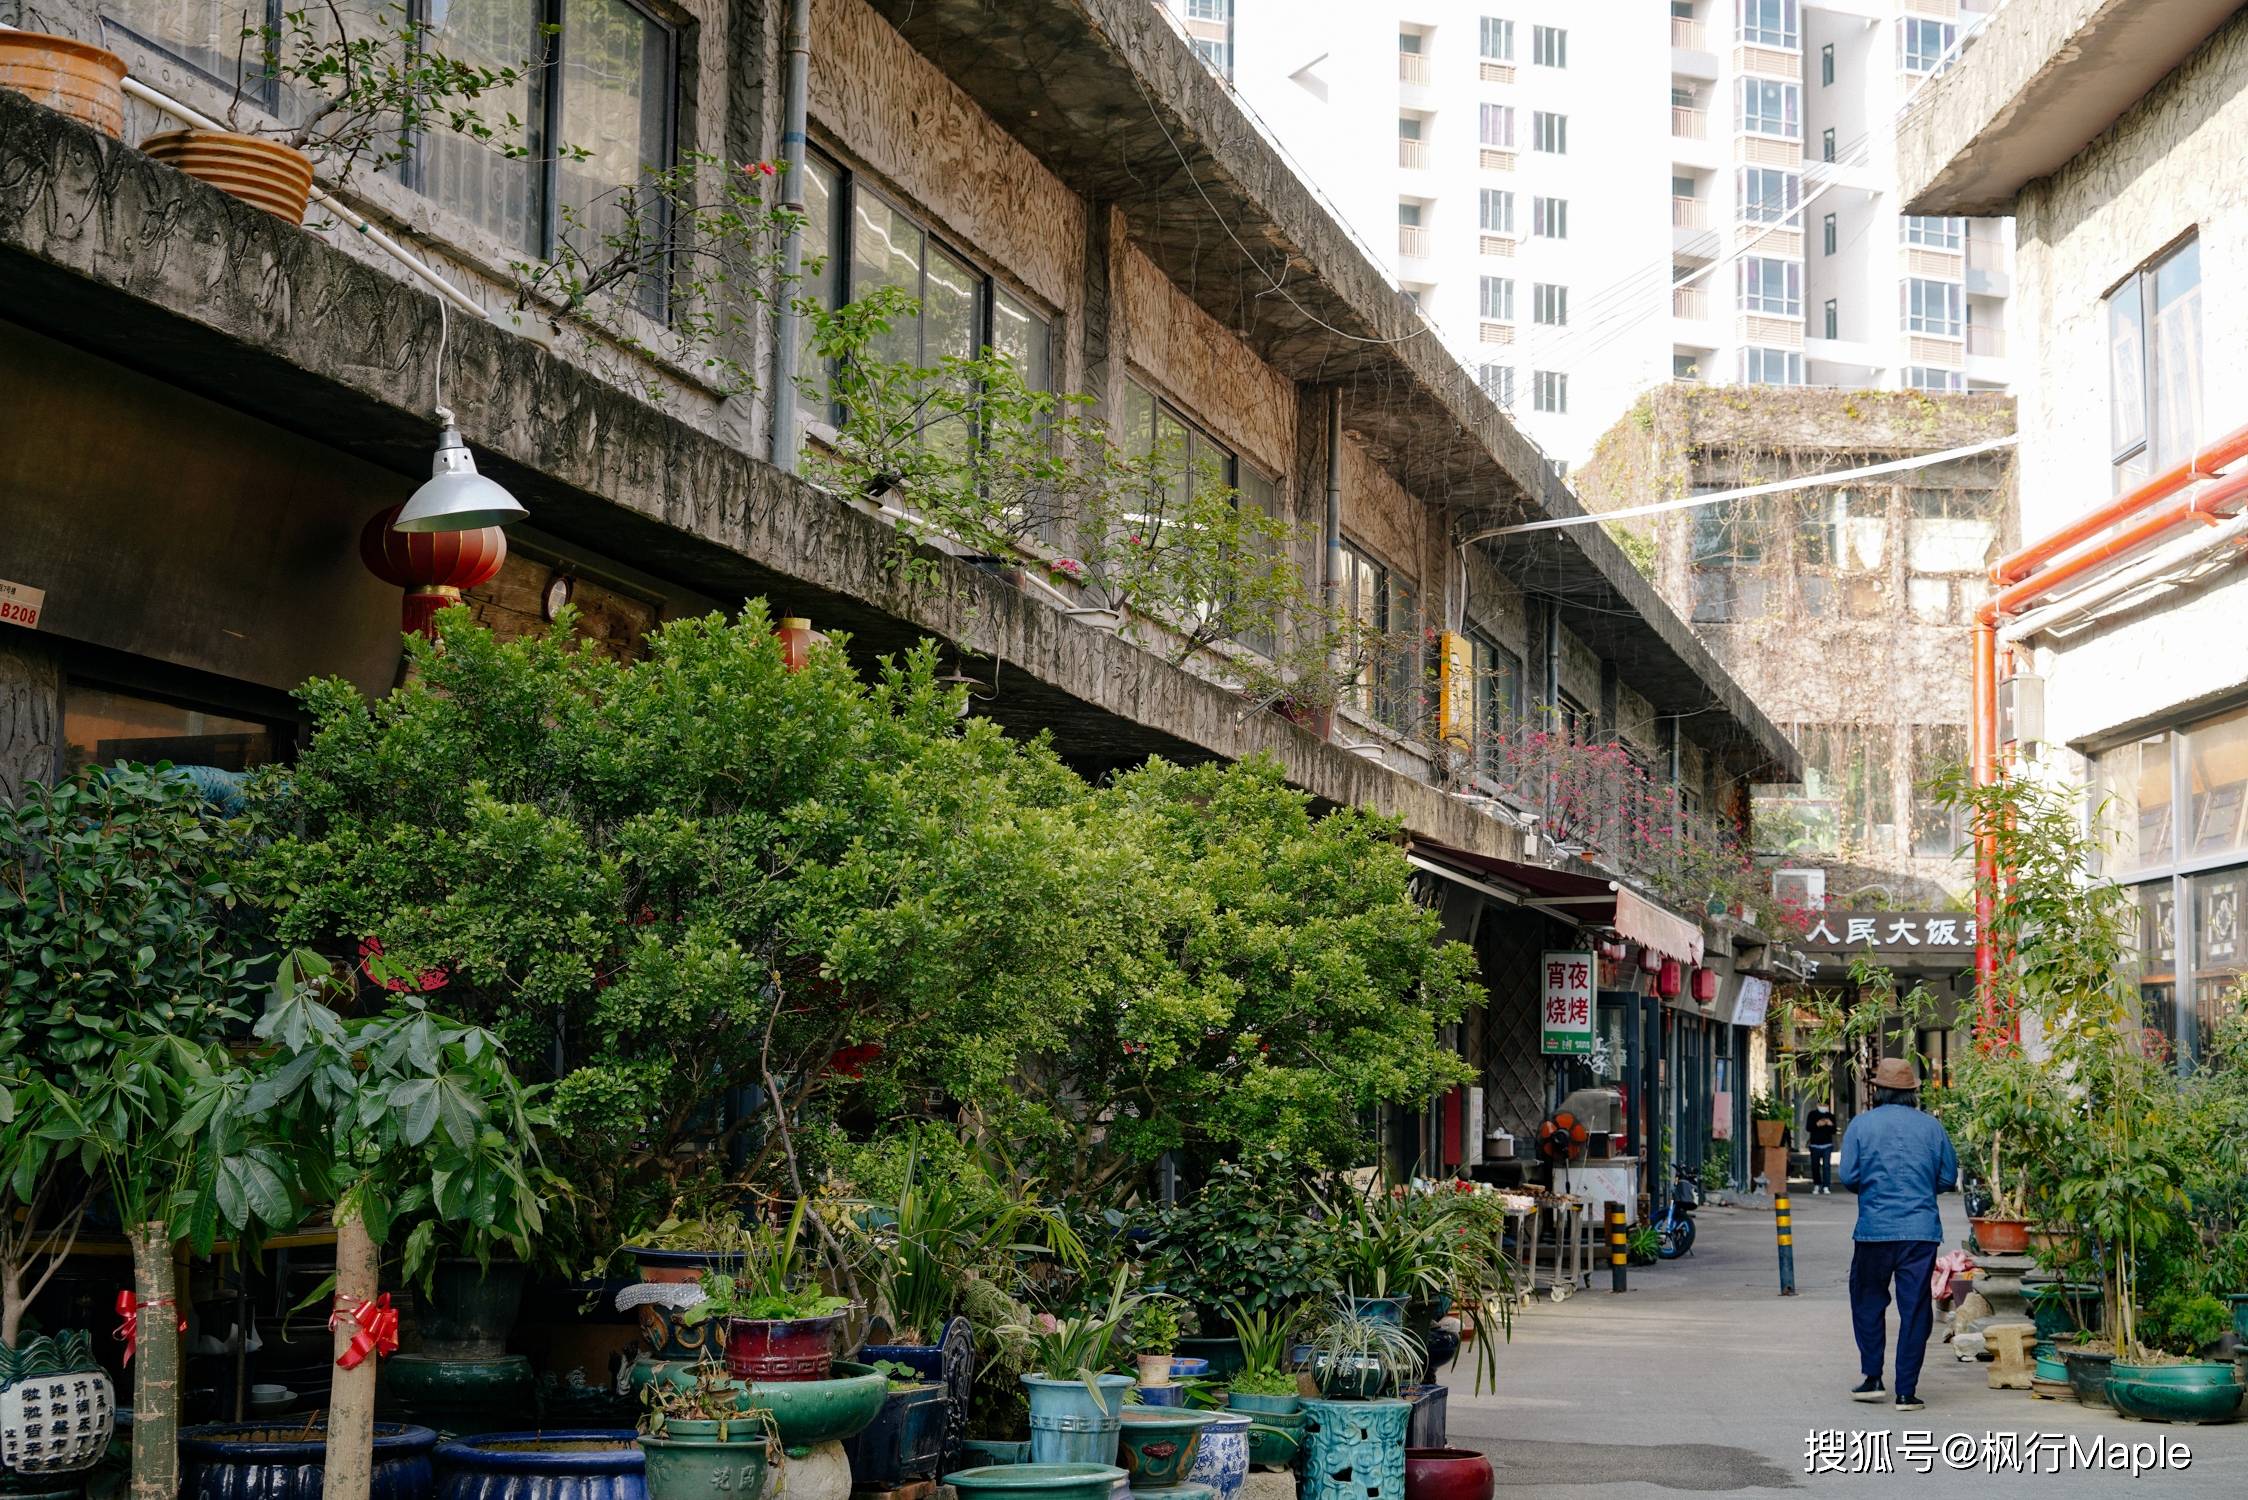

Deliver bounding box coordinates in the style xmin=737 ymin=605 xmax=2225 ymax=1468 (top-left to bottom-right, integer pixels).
xmin=1772 ymin=867 xmax=1826 ymax=907
xmin=2000 ymin=673 xmax=2046 ymax=750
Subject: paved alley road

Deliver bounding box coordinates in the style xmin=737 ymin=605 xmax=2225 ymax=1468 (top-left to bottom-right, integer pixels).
xmin=1440 ymin=1189 xmax=2242 ymax=1496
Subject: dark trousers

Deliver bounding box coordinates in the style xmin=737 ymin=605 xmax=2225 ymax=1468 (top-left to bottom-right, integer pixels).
xmin=1810 ymin=1145 xmax=1835 ymax=1188
xmin=1851 ymin=1239 xmax=1939 ymax=1398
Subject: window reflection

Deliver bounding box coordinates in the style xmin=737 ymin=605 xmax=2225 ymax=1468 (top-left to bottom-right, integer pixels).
xmin=64 ymin=684 xmax=275 ymax=775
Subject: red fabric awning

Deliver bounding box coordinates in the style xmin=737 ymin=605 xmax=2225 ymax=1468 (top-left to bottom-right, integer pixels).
xmin=1409 ymin=840 xmax=1706 ymax=964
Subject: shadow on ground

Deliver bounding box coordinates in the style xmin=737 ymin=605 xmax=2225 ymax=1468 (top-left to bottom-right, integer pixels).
xmin=1475 ymin=1437 xmax=1800 ymax=1492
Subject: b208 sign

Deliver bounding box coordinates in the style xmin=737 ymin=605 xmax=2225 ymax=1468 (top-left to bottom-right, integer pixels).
xmin=0 ymin=579 xmax=44 ymax=630
xmin=1541 ymin=950 xmax=1595 ymax=1056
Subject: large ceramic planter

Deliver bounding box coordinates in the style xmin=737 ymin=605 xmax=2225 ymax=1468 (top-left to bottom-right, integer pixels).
xmin=1400 ymin=1384 xmax=1448 ymax=1449
xmin=841 ymin=1381 xmax=947 ymax=1486
xmin=1308 ymin=1357 xmax=1390 ymax=1402
xmin=0 ymin=32 xmax=126 ymax=138
xmin=1402 ymin=1448 xmax=1492 ymax=1500
xmin=631 ymin=1360 xmax=885 ymax=1455
xmin=2024 ymin=1281 xmax=2101 ymax=1342
xmin=1186 ymin=1412 xmax=1250 ymax=1500
xmin=181 ymin=1421 xmax=436 ymax=1500
xmin=382 ymin=1352 xmax=537 ymax=1435
xmin=1224 ymin=1393 xmax=1302 ymax=1471
xmin=724 ymin=1314 xmax=847 ymax=1382
xmin=1753 ymin=1121 xmax=1785 ymax=1150
xmin=434 ymin=1429 xmax=648 ymax=1500
xmin=2105 ymin=1362 xmax=2244 ymax=1425
xmin=419 ymin=1259 xmax=531 ymax=1359
xmin=2226 ymin=1293 xmax=2248 ymax=1344
xmin=1116 ymin=1408 xmax=1215 ymax=1489
xmin=862 ymin=1316 xmax=974 ymax=1464
xmin=2062 ymin=1348 xmax=2115 ymax=1408
xmin=1022 ymin=1373 xmax=1135 ymax=1468
xmin=948 ymin=1464 xmax=1127 ymax=1500
xmin=0 ymin=1331 xmax=116 ymax=1483
xmin=639 ymin=1432 xmax=768 ymax=1500
xmin=1174 ymin=1339 xmax=1243 ymax=1379
xmin=140 ymin=130 xmax=315 ymax=224
xmin=1970 ymin=1217 xmax=2032 ymax=1255
xmin=1301 ymin=1400 xmax=1410 ymax=1500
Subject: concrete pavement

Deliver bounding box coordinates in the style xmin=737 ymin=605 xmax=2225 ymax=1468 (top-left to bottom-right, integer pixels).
xmin=1439 ymin=1187 xmax=2242 ymax=1495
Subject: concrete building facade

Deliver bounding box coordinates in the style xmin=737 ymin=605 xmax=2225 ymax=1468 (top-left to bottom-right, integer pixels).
xmin=1899 ymin=0 xmax=2248 ymax=1061
xmin=1155 ymin=0 xmax=2018 ymax=469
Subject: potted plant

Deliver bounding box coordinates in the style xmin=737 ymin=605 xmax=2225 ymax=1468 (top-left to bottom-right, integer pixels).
xmin=842 ymin=1361 xmax=948 ymax=1489
xmin=1299 ymin=1300 xmax=1416 ymax=1500
xmin=682 ymin=1200 xmax=852 ymax=1383
xmin=1750 ymin=1093 xmax=1787 ymax=1150
xmin=1302 ymin=1298 xmax=1422 ymax=1402
xmin=1007 ymin=1270 xmax=1142 ymax=1467
xmin=139 ymin=1 xmax=532 ymax=224
xmin=1131 ymin=1300 xmax=1184 ymax=1389
xmin=638 ymin=1358 xmax=779 ymax=1500
xmin=1140 ymin=1158 xmax=1337 ymax=1374
xmin=1220 ymin=1305 xmax=1304 ymax=1470
xmin=0 ymin=29 xmax=128 ymax=138
xmin=2106 ymin=1292 xmax=2242 ymax=1424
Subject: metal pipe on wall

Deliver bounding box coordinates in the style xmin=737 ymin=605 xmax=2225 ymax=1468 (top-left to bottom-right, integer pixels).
xmin=1322 ymin=388 xmax=1343 ymax=609
xmin=768 ymin=0 xmax=813 ymax=472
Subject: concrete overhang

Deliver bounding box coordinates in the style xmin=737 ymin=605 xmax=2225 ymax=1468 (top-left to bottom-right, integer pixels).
xmin=0 ymin=90 xmax=1538 ymax=862
xmin=1897 ymin=0 xmax=2244 ymax=215
xmin=861 ymin=0 xmax=1800 ymax=783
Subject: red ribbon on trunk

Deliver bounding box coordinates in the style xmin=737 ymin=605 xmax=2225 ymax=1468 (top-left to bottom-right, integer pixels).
xmin=114 ymin=1289 xmax=184 ymax=1365
xmin=330 ymin=1292 xmax=400 ymax=1370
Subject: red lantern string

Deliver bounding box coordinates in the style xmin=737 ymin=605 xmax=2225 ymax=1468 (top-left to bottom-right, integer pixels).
xmin=114 ymin=1289 xmax=185 ymax=1365
xmin=330 ymin=1292 xmax=401 ymax=1370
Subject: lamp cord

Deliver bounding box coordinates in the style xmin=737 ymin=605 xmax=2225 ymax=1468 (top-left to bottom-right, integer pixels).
xmin=433 ymin=298 xmax=454 ymax=427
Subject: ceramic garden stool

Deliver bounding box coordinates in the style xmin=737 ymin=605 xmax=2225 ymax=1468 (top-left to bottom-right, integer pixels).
xmin=1301 ymin=1400 xmax=1412 ymax=1500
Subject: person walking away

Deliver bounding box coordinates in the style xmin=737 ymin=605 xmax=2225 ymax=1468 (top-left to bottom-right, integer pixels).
xmin=1838 ymin=1058 xmax=1957 ymax=1413
xmin=1806 ymin=1102 xmax=1839 ymax=1194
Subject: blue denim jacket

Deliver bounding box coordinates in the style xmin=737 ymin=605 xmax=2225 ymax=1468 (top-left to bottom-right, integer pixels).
xmin=1836 ymin=1104 xmax=1959 ymax=1243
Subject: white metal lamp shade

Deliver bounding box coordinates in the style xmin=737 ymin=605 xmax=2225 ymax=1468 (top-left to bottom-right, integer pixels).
xmin=394 ymin=422 xmax=527 ymax=533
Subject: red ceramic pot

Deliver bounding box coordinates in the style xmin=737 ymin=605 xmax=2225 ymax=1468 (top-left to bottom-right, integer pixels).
xmin=723 ymin=1313 xmax=848 ymax=1381
xmin=1971 ymin=1217 xmax=2032 ymax=1255
xmin=1405 ymin=1447 xmax=1494 ymax=1500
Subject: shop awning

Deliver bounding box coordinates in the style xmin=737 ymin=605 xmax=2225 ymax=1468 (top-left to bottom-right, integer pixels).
xmin=1407 ymin=840 xmax=1707 ymax=965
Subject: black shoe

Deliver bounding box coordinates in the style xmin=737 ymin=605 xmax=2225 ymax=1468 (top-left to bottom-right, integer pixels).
xmin=1896 ymin=1396 xmax=1926 ymax=1412
xmin=1851 ymin=1377 xmax=1885 ymax=1403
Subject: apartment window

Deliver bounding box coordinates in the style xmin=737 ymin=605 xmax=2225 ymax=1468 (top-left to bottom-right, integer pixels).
xmin=1904 ymin=488 xmax=1997 ymax=623
xmin=1736 ymin=0 xmax=1797 ymax=49
xmin=1190 ymin=35 xmax=1231 ymax=73
xmin=1532 ymin=111 xmax=1567 ymax=154
xmin=797 ymin=156 xmax=1053 ymax=420
xmin=1532 ymin=24 xmax=1567 ymax=68
xmin=2109 ymin=235 xmax=2203 ymax=492
xmin=1480 ymin=104 xmax=1516 ymax=148
xmin=1480 ymin=15 xmax=1515 ymax=61
xmin=1185 ymin=0 xmax=1227 ymax=17
xmin=1468 ymin=632 xmax=1525 ymax=774
xmin=1736 ymin=167 xmax=1800 ymax=224
xmin=62 ymin=681 xmax=281 ymax=776
xmin=1898 ymin=17 xmax=1956 ymax=74
xmin=1531 ymin=197 xmax=1567 ymax=239
xmin=1794 ymin=487 xmax=1886 ymax=619
xmin=1338 ymin=543 xmax=1421 ymax=731
xmin=1398 ymin=202 xmax=1423 ymax=227
xmin=1399 ymin=115 xmax=1424 ymax=142
xmin=1738 ymin=78 xmax=1799 ymax=139
xmin=1739 ymin=346 xmax=1803 ymax=386
xmin=1821 ymin=127 xmax=1836 ymax=162
xmin=1532 ymin=370 xmax=1568 ymax=413
xmin=1909 ymin=724 xmax=1970 ymax=857
xmin=1479 ymin=363 xmax=1515 ymax=406
xmin=1533 ymin=283 xmax=1569 ymax=326
xmin=1480 ymin=188 xmax=1516 ymax=233
xmin=1691 ymin=501 xmax=1766 ymax=622
xmin=1822 ymin=212 xmax=1837 ymax=255
xmin=1480 ymin=276 xmax=1516 ymax=322
xmin=1673 ymin=352 xmax=1703 ymax=380
xmin=1754 ymin=724 xmax=1894 ymax=860
xmin=1823 ymin=298 xmax=1838 ymax=340
xmin=1820 ymin=41 xmax=1834 ymax=85
xmin=1903 ymin=366 xmax=1963 ymax=393
xmin=1902 ymin=277 xmax=1963 ymax=336
xmin=1902 ymin=215 xmax=1965 ymax=250
xmin=1738 ymin=257 xmax=1801 ymax=316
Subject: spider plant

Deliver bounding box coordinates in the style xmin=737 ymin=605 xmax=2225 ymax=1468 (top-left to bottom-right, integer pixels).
xmin=1304 ymin=1296 xmax=1424 ymax=1400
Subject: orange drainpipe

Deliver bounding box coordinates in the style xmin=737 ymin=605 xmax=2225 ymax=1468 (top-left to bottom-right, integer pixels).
xmin=1970 ymin=431 xmax=2248 ymax=1024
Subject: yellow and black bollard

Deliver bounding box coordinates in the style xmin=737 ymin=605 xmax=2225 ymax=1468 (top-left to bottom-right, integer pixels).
xmin=1607 ymin=1201 xmax=1628 ymax=1292
xmin=1775 ymin=1192 xmax=1798 ymax=1296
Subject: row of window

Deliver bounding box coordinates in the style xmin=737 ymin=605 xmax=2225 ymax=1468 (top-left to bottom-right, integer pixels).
xmin=1477 ymin=105 xmax=1569 ymax=153
xmin=1463 ymin=192 xmax=1567 ymax=238
xmin=1689 ymin=485 xmax=2000 ymax=624
xmin=1477 ymin=361 xmax=1564 ymax=413
xmin=1478 ymin=277 xmax=1570 ymax=327
xmin=1477 ymin=18 xmax=1568 ymax=67
xmin=1750 ymin=720 xmax=1967 ymax=863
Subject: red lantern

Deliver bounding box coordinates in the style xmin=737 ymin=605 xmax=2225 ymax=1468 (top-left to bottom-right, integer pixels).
xmin=1657 ymin=958 xmax=1682 ymax=999
xmin=1691 ymin=965 xmax=1719 ymax=1004
xmin=360 ymin=505 xmax=507 ymax=638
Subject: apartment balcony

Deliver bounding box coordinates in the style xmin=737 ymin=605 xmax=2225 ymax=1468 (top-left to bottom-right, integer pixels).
xmin=1479 ymin=59 xmax=1515 ymax=84
xmin=1479 ymin=320 xmax=1516 ymax=346
xmin=1399 ymin=138 xmax=1429 ymax=170
xmin=1672 ymin=105 xmax=1709 ymax=140
xmin=1733 ymin=43 xmax=1801 ymax=79
xmin=1672 ymin=195 xmax=1706 ymax=230
xmin=1399 ymin=51 xmax=1430 ymax=86
xmin=1903 ymin=245 xmax=1965 ymax=280
xmin=1478 ymin=232 xmax=1517 ymax=258
xmin=1738 ymin=313 xmax=1805 ymax=348
xmin=1672 ymin=285 xmax=1710 ymax=322
xmin=1905 ymin=332 xmax=1967 ymax=368
xmin=1734 ymin=133 xmax=1800 ymax=169
xmin=1479 ymin=147 xmax=1517 ymax=171
xmin=1670 ymin=17 xmax=1706 ymax=50
xmin=1671 ymin=18 xmax=1718 ymax=80
xmin=1966 ymin=235 xmax=2011 ymax=297
xmin=1397 ymin=224 xmax=1430 ymax=260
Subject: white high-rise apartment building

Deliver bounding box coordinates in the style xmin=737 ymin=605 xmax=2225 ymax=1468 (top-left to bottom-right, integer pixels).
xmin=1158 ymin=0 xmax=2015 ymax=467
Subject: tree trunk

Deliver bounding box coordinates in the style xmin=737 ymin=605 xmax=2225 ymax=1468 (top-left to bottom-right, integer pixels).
xmin=323 ymin=1214 xmax=379 ymax=1500
xmin=2 ymin=1261 xmax=23 ymax=1350
xmin=128 ymin=1221 xmax=180 ymax=1500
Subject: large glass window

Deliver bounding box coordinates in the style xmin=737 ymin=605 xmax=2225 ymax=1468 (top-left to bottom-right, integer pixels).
xmin=1794 ymin=487 xmax=1885 ymax=619
xmin=1480 ymin=104 xmax=1515 ymax=148
xmin=1904 ymin=489 xmax=1996 ymax=623
xmin=1903 ymin=277 xmax=1963 ymax=336
xmin=1532 ymin=24 xmax=1567 ymax=68
xmin=1338 ymin=543 xmax=1420 ymax=732
xmin=1737 ymin=168 xmax=1801 ymax=225
xmin=1532 ymin=370 xmax=1567 ymax=413
xmin=1480 ymin=276 xmax=1515 ymax=321
xmin=2109 ymin=235 xmax=2203 ymax=492
xmin=1468 ymin=630 xmax=1523 ymax=774
xmin=1738 ymin=77 xmax=1800 ymax=138
xmin=1691 ymin=501 xmax=1767 ymax=622
xmin=1480 ymin=16 xmax=1514 ymax=61
xmin=1738 ymin=257 xmax=1801 ymax=316
xmin=2095 ymin=732 xmax=2176 ymax=874
xmin=1736 ymin=0 xmax=1797 ymax=48
xmin=1739 ymin=347 xmax=1803 ymax=387
xmin=63 ymin=683 xmax=279 ymax=775
xmin=1898 ymin=16 xmax=1956 ymax=74
xmin=1480 ymin=188 xmax=1516 ymax=233
xmin=1910 ymin=723 xmax=1969 ymax=858
xmin=1532 ymin=112 xmax=1567 ymax=154
xmin=1533 ymin=283 xmax=1568 ymax=326
xmin=1533 ymin=197 xmax=1568 ymax=239
xmin=1902 ymin=215 xmax=1965 ymax=249
xmin=2186 ymin=709 xmax=2248 ymax=861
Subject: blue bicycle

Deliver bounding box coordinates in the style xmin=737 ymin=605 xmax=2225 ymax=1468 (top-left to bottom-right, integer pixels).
xmin=1651 ymin=1165 xmax=1698 ymax=1259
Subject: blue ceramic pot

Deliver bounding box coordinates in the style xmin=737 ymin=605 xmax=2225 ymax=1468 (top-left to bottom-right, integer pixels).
xmin=182 ymin=1422 xmax=437 ymax=1500
xmin=434 ymin=1430 xmax=647 ymax=1500
xmin=1186 ymin=1412 xmax=1250 ymax=1500
xmin=1134 ymin=1386 xmax=1185 ymax=1408
xmin=1023 ymin=1374 xmax=1136 ymax=1467
xmin=1166 ymin=1360 xmax=1209 ymax=1380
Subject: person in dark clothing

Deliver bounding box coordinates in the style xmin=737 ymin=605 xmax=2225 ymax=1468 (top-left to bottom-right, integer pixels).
xmin=1806 ymin=1103 xmax=1839 ymax=1194
xmin=1838 ymin=1057 xmax=1959 ymax=1413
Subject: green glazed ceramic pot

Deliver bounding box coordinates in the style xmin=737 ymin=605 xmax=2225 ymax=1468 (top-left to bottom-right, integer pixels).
xmin=948 ymin=1464 xmax=1128 ymax=1500
xmin=2105 ymin=1362 xmax=2244 ymax=1425
xmin=639 ymin=1432 xmax=769 ymax=1500
xmin=2061 ymin=1348 xmax=2114 ymax=1408
xmin=1115 ymin=1409 xmax=1216 ymax=1489
xmin=628 ymin=1360 xmax=886 ymax=1453
xmin=1223 ymin=1394 xmax=1303 ymax=1470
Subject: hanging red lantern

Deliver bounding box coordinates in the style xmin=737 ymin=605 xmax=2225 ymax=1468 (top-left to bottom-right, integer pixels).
xmin=360 ymin=505 xmax=507 ymax=638
xmin=1691 ymin=965 xmax=1719 ymax=1004
xmin=1657 ymin=958 xmax=1683 ymax=999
